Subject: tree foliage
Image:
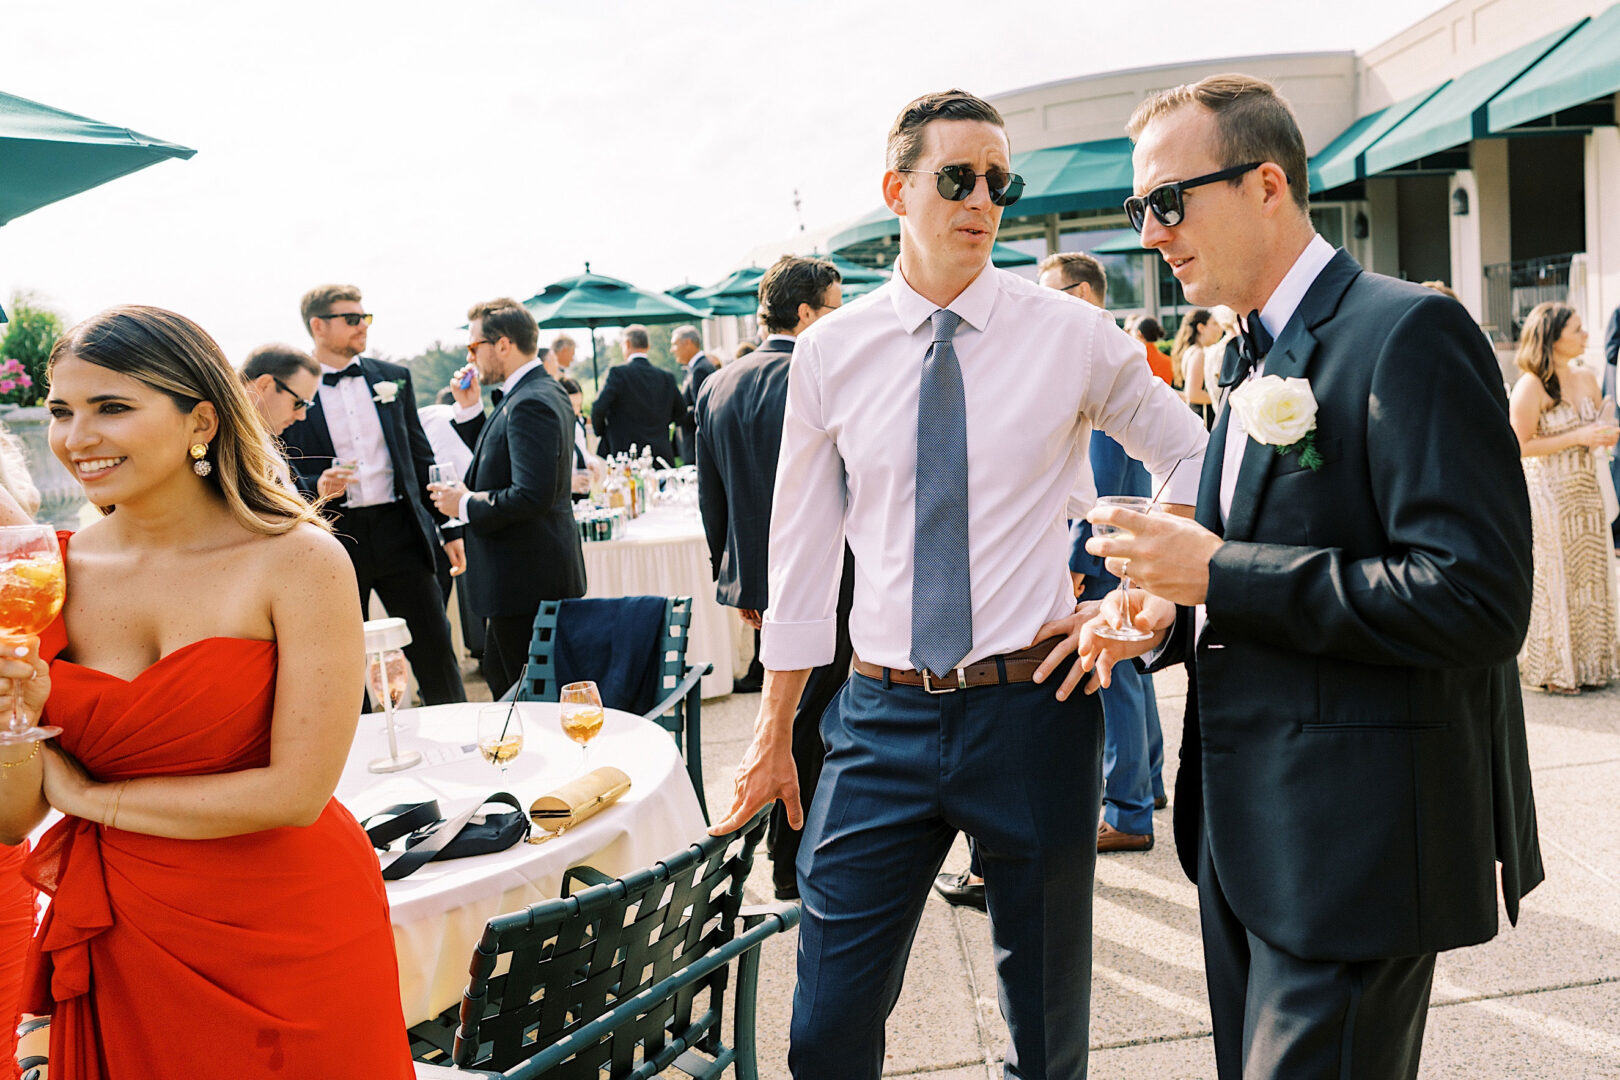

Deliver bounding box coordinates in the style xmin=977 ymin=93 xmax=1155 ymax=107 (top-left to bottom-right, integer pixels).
xmin=0 ymin=292 xmax=64 ymax=406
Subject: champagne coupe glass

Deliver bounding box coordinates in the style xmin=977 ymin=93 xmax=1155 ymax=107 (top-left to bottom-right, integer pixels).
xmin=1091 ymin=495 xmax=1156 ymax=642
xmin=428 ymin=463 xmax=466 ymax=526
xmin=0 ymin=524 xmax=66 ymax=744
xmin=477 ymin=703 xmax=525 ymax=775
xmin=558 ymin=680 xmax=604 ymax=773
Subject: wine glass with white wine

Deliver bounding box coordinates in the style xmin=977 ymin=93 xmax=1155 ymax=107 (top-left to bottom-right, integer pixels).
xmin=477 ymin=703 xmax=524 ymax=774
xmin=1091 ymin=495 xmax=1157 ymax=642
xmin=558 ymin=681 xmax=604 ymax=773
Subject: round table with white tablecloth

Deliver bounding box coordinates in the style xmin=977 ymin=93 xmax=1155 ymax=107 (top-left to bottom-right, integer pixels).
xmin=334 ymin=701 xmax=708 ymax=1026
xmin=579 ymin=504 xmax=741 ymax=698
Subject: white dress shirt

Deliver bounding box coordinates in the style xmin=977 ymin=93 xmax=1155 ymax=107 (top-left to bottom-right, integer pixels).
xmin=761 ymin=262 xmax=1208 ymax=672
xmin=317 ymin=360 xmax=397 ymax=507
xmin=453 ymin=356 xmax=547 ymax=519
xmin=1197 ymin=233 xmax=1338 ymax=641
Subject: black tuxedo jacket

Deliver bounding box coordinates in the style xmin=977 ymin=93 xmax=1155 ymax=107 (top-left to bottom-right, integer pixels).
xmin=454 ymin=366 xmax=587 ymax=619
xmin=1149 ymin=250 xmax=1542 ymax=963
xmin=677 ymin=352 xmax=717 ymax=462
xmin=693 ymin=338 xmax=793 ymax=609
xmin=591 ymin=355 xmax=682 ymax=463
xmin=280 ymin=357 xmax=446 ymax=565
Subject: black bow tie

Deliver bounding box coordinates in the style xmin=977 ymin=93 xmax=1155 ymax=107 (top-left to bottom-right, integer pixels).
xmin=1217 ymin=310 xmax=1273 ymax=388
xmin=490 ymin=389 xmax=505 ymax=408
xmin=322 ymin=365 xmax=363 ymax=386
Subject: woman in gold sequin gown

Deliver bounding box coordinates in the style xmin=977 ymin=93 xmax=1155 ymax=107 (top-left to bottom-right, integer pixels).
xmin=1509 ymin=302 xmax=1620 ymax=693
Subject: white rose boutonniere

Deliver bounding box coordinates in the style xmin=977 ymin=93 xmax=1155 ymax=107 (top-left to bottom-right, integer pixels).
xmin=1229 ymin=375 xmax=1323 ymax=471
xmin=372 ymin=380 xmax=402 ymax=405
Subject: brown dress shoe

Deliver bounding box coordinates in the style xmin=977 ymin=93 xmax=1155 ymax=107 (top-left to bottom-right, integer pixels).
xmin=1153 ymin=794 xmax=1169 ymax=810
xmin=1097 ymin=821 xmax=1154 ymax=852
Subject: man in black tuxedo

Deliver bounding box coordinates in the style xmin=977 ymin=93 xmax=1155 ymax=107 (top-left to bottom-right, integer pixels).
xmin=429 ymin=297 xmax=587 ymax=699
xmin=281 ymin=284 xmax=466 ymax=704
xmin=591 ymin=324 xmax=681 ymax=463
xmin=695 ymin=255 xmax=848 ymax=900
xmin=1050 ymin=74 xmax=1542 ymax=1079
xmin=672 ymin=324 xmax=716 ymax=464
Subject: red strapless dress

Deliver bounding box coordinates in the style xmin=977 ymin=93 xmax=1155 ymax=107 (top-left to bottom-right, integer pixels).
xmin=21 ymin=567 xmax=412 ymax=1078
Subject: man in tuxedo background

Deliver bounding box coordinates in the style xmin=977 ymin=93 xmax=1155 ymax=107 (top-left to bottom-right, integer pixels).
xmin=695 ymin=254 xmax=848 ymax=901
xmin=672 ymin=324 xmax=715 ymax=464
xmin=240 ymin=344 xmax=320 ymax=435
xmin=1055 ymin=74 xmax=1542 ymax=1079
xmin=591 ymin=324 xmax=681 ymax=463
xmin=550 ymin=333 xmax=577 ymax=374
xmin=430 ymin=297 xmax=587 ymax=699
xmin=282 ymin=284 xmax=466 ymax=705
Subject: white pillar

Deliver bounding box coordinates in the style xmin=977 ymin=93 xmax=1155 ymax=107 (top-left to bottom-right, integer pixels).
xmin=1585 ymin=120 xmax=1620 ymax=366
xmin=1448 ymin=168 xmax=1484 ymax=321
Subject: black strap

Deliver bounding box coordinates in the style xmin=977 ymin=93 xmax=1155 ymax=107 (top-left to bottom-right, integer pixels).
xmin=362 ymin=800 xmax=442 ymax=849
xmin=377 ymin=792 xmax=525 ymax=882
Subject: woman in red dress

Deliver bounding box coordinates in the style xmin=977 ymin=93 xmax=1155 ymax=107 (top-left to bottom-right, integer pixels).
xmin=0 ymin=306 xmax=412 ymax=1079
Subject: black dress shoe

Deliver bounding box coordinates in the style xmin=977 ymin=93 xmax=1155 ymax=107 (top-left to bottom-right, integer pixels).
xmin=732 ymin=675 xmax=764 ymax=694
xmin=775 ymin=884 xmax=800 ymax=902
xmin=932 ymin=870 xmax=986 ymax=911
xmin=1154 ymin=794 xmax=1169 ymax=810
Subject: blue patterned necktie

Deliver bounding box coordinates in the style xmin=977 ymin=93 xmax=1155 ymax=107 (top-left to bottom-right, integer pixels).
xmin=910 ymin=309 xmax=973 ymax=678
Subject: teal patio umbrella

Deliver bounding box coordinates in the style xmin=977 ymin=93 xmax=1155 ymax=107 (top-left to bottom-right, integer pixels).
xmin=687 ymin=267 xmax=765 ymax=317
xmin=1 ymin=89 xmax=196 ymax=227
xmin=665 ymin=282 xmax=714 ymax=316
xmin=521 ymin=266 xmax=707 ymax=385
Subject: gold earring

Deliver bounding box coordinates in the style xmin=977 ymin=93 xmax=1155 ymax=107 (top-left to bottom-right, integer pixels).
xmin=190 ymin=443 xmax=212 ymax=477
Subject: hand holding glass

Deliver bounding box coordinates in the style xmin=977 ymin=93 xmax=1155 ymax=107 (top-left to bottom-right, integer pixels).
xmin=559 ymin=680 xmax=604 ymax=771
xmin=428 ymin=463 xmax=466 ymax=526
xmin=0 ymin=525 xmax=66 ymax=744
xmin=1090 ymin=496 xmax=1156 ymax=642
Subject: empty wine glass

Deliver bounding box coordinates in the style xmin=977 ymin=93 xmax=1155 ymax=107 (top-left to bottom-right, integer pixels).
xmin=1091 ymin=495 xmax=1156 ymax=642
xmin=429 ymin=463 xmax=466 ymax=526
xmin=558 ymin=681 xmax=604 ymax=773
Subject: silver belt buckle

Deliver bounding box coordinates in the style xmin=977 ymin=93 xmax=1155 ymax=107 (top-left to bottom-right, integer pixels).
xmin=921 ymin=668 xmax=968 ymax=694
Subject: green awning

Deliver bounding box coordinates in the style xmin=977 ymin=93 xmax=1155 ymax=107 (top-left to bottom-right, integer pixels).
xmin=1092 ymin=232 xmax=1151 ymax=255
xmin=827 ymin=136 xmax=1136 ymax=255
xmin=1362 ymin=21 xmax=1585 ymax=175
xmin=1309 ymin=85 xmax=1446 ymax=192
xmin=1 ymin=89 xmax=196 ymax=227
xmin=1489 ymin=5 xmax=1620 ymax=131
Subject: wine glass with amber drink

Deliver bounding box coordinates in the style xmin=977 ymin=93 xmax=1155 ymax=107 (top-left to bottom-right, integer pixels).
xmin=558 ymin=680 xmax=604 ymax=772
xmin=0 ymin=524 xmax=67 ymax=744
xmin=477 ymin=703 xmax=524 ymax=775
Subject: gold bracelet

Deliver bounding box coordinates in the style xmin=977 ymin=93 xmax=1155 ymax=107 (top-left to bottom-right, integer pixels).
xmin=105 ymin=780 xmax=129 ymax=831
xmin=0 ymin=742 xmax=40 ymax=770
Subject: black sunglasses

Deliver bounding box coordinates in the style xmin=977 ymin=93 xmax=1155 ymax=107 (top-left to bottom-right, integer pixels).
xmin=899 ymin=164 xmax=1025 ymax=207
xmin=1123 ymin=162 xmax=1263 ymax=232
xmin=316 ymin=312 xmax=374 ymax=327
xmin=272 ymin=377 xmax=315 ymax=411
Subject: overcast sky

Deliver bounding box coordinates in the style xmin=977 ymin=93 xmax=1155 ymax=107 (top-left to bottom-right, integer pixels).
xmin=2 ymin=0 xmax=1449 ymax=363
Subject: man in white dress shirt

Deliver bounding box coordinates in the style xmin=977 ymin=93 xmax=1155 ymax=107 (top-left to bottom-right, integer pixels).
xmin=709 ymin=89 xmax=1207 ymax=1080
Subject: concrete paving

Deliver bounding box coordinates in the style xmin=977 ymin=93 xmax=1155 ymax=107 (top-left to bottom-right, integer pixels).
xmin=699 ymin=662 xmax=1620 ymax=1079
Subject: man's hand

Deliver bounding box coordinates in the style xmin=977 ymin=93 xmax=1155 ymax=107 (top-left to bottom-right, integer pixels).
xmin=1070 ymin=571 xmax=1087 ymax=598
xmin=738 ymin=608 xmax=763 ymax=631
xmin=709 ymin=668 xmax=811 ymax=836
xmin=316 ymin=465 xmax=355 ymax=500
xmin=450 ymin=365 xmax=481 ymax=410
xmin=1031 ymin=590 xmax=1175 ymax=700
xmin=1086 ymin=503 xmax=1221 ymax=606
xmin=443 ymin=538 xmax=466 ymax=577
xmin=428 ymin=480 xmax=469 ymax=518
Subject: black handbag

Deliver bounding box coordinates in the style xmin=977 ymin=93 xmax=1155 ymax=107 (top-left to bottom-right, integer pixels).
xmin=362 ymin=792 xmax=531 ymax=881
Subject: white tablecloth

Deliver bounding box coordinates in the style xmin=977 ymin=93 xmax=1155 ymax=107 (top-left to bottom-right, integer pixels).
xmin=335 ymin=701 xmax=708 ymax=1026
xmin=581 ymin=505 xmax=738 ymax=698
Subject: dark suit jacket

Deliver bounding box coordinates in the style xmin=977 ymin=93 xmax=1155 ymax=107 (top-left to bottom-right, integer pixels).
xmin=591 ymin=354 xmax=682 ymax=463
xmin=677 ymin=352 xmax=717 ymax=463
xmin=694 ymin=338 xmax=793 ymax=610
xmin=1147 ymin=250 xmax=1542 ymax=963
xmin=280 ymin=357 xmax=447 ymax=565
xmin=454 ymin=366 xmax=587 ymax=619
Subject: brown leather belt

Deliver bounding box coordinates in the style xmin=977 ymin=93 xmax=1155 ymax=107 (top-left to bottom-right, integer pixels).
xmin=852 ymin=637 xmax=1062 ymax=694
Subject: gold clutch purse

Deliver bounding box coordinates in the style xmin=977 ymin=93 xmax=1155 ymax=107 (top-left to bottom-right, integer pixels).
xmin=526 ymin=767 xmax=632 ymax=842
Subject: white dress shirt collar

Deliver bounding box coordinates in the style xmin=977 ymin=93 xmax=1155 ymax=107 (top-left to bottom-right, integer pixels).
xmin=764 ymin=333 xmax=797 ymax=346
xmin=500 ymin=356 xmax=545 ymax=396
xmin=625 ymin=352 xmax=649 ymax=363
xmin=889 ymin=258 xmax=1000 ymax=335
xmin=1254 ymin=234 xmax=1338 ymax=342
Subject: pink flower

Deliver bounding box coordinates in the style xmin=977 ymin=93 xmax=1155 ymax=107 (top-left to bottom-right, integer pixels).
xmin=17 ymin=375 xmax=31 ymax=386
xmin=0 ymin=380 xmax=16 ymax=392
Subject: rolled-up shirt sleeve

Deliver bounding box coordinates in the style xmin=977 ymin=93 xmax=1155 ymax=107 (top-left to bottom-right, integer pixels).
xmin=1083 ymin=318 xmax=1207 ymax=504
xmin=760 ymin=336 xmax=847 ymax=670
